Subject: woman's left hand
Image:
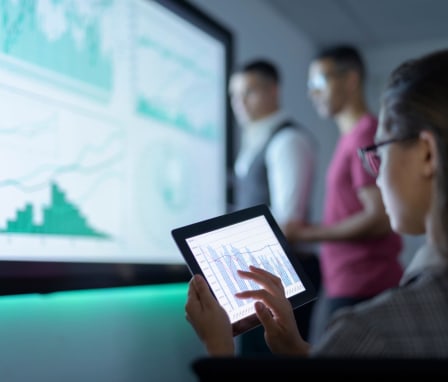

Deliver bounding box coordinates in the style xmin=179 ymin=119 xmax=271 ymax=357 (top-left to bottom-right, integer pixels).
xmin=185 ymin=274 xmax=235 ymax=356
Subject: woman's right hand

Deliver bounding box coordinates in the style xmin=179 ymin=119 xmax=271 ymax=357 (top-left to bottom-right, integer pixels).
xmin=236 ymin=266 xmax=310 ymax=356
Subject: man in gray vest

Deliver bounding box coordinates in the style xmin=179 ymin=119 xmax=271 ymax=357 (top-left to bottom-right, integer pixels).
xmin=229 ymin=59 xmax=320 ymax=354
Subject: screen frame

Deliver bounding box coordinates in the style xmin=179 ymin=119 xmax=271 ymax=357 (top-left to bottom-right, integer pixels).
xmin=171 ymin=204 xmax=317 ymax=336
xmin=0 ymin=0 xmax=234 ymax=296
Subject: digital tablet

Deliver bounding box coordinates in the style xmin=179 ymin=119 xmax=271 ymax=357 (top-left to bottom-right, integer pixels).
xmin=171 ymin=204 xmax=317 ymax=336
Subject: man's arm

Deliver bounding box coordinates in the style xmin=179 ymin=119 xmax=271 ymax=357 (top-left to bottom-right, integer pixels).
xmin=284 ymin=185 xmax=393 ymax=243
xmin=266 ymin=128 xmax=316 ymax=226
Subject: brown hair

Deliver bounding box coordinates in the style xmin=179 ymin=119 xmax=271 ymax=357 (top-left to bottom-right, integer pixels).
xmin=381 ymin=49 xmax=448 ymax=256
xmin=235 ymin=59 xmax=280 ymax=84
xmin=314 ymin=44 xmax=366 ymax=83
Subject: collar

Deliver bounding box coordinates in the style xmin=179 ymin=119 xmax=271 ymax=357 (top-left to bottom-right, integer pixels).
xmin=242 ymin=110 xmax=289 ymax=143
xmin=400 ymin=242 xmax=447 ymax=286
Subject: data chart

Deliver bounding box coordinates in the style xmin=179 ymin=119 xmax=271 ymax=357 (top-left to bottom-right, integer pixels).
xmin=185 ymin=215 xmax=306 ymax=323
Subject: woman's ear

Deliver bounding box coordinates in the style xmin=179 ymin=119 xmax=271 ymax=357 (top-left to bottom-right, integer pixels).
xmin=419 ymin=130 xmax=438 ymax=177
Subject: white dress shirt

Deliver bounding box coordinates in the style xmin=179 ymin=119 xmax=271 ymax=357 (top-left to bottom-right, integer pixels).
xmin=235 ymin=110 xmax=316 ymax=227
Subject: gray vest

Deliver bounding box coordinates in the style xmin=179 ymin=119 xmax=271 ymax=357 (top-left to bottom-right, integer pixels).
xmin=234 ymin=120 xmax=311 ymax=211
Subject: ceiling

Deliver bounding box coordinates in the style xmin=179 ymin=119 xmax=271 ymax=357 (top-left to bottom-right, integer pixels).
xmin=263 ymin=0 xmax=448 ymax=47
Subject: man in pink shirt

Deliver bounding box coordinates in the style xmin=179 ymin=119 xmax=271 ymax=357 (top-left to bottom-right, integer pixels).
xmin=284 ymin=45 xmax=403 ymax=343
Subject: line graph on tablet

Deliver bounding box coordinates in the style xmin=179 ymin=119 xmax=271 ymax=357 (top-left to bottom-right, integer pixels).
xmin=185 ymin=215 xmax=306 ymax=323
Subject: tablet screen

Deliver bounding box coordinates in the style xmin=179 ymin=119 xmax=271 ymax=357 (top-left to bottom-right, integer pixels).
xmin=171 ymin=204 xmax=316 ymax=335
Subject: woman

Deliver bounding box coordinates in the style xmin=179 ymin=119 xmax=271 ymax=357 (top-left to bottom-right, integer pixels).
xmin=185 ymin=49 xmax=448 ymax=357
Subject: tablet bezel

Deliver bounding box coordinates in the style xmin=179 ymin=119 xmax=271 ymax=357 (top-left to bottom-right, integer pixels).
xmin=171 ymin=204 xmax=317 ymax=336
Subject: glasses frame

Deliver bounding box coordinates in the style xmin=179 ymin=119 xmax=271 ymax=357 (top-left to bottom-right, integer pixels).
xmin=307 ymin=68 xmax=347 ymax=92
xmin=358 ymin=135 xmax=419 ymax=177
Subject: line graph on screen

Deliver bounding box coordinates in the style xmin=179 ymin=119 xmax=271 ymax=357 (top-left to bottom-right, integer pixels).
xmin=185 ymin=216 xmax=305 ymax=322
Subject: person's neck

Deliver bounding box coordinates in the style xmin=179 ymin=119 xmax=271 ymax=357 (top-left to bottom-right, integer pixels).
xmin=335 ymin=99 xmax=369 ymax=135
xmin=246 ymin=109 xmax=282 ymax=129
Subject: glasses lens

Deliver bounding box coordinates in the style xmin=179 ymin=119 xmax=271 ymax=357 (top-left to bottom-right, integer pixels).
xmin=365 ymin=150 xmax=380 ymax=176
xmin=307 ymin=74 xmax=327 ymax=91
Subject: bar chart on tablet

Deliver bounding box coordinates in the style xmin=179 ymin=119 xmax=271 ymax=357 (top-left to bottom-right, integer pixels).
xmin=185 ymin=215 xmax=306 ymax=323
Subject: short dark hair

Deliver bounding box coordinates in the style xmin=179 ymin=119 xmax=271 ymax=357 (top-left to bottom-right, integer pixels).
xmin=235 ymin=59 xmax=280 ymax=84
xmin=314 ymin=44 xmax=365 ymax=82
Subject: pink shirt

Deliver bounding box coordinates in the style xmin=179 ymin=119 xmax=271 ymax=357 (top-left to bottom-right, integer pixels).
xmin=321 ymin=114 xmax=403 ymax=298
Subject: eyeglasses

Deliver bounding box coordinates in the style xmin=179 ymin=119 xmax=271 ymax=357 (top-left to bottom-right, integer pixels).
xmin=358 ymin=136 xmax=418 ymax=177
xmin=307 ymin=74 xmax=328 ymax=91
xmin=307 ymin=69 xmax=347 ymax=91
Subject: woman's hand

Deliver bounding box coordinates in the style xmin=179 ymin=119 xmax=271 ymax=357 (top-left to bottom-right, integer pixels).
xmin=236 ymin=266 xmax=310 ymax=356
xmin=185 ymin=274 xmax=235 ymax=356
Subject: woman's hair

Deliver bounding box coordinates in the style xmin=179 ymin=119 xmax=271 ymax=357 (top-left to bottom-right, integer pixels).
xmin=381 ymin=49 xmax=448 ymax=256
